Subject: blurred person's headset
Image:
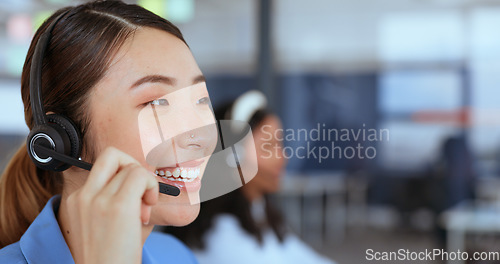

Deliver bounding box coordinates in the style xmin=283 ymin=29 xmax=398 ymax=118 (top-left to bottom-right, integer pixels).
xmin=222 ymin=90 xmax=267 ymax=167
xmin=25 ymin=9 xmax=180 ymax=196
xmin=225 ymin=90 xmax=268 ymax=124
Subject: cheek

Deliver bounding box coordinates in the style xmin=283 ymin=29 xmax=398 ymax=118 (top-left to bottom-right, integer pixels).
xmin=138 ymin=127 xmax=162 ymax=160
xmin=91 ymin=109 xmax=147 ymax=165
xmin=256 ymin=148 xmax=277 ymax=169
xmin=255 ymin=141 xmax=269 ymax=159
xmin=257 ymin=155 xmax=269 ymax=169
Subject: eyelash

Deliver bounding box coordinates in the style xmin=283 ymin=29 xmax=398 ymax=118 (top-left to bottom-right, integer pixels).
xmin=145 ymin=96 xmax=210 ymax=106
xmin=148 ymin=99 xmax=169 ymax=106
xmin=197 ymin=97 xmax=210 ymax=105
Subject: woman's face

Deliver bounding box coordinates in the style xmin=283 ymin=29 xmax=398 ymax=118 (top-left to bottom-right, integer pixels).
xmin=86 ymin=27 xmax=215 ymax=226
xmin=243 ymin=115 xmax=287 ymax=199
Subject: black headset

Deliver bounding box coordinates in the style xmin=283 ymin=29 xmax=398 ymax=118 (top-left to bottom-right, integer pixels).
xmin=26 ymin=9 xmax=88 ymax=172
xmin=26 ymin=9 xmax=179 ymax=196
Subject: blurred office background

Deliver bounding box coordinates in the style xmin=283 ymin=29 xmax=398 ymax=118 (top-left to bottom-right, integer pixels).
xmin=2 ymin=0 xmax=500 ymax=263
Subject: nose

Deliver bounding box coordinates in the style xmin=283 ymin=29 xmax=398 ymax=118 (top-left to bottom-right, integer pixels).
xmin=173 ymin=123 xmax=218 ymax=152
xmin=164 ymin=98 xmax=217 ymax=158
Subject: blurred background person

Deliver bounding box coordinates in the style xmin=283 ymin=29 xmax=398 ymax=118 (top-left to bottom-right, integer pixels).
xmin=163 ymin=90 xmax=335 ymax=264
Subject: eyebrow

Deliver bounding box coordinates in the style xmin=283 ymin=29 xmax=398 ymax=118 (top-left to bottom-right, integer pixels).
xmin=193 ymin=74 xmax=206 ymax=85
xmin=130 ymin=74 xmax=206 ymax=90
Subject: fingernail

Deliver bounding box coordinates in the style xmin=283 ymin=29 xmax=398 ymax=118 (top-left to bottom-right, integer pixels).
xmin=143 ymin=206 xmax=151 ymax=225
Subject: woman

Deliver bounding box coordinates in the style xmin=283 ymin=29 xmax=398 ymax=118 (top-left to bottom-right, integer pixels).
xmin=0 ymin=1 xmax=214 ymax=263
xmin=165 ymin=90 xmax=335 ymax=264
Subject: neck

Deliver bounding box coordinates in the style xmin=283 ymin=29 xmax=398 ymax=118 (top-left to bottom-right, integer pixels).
xmin=242 ymin=185 xmax=263 ymax=202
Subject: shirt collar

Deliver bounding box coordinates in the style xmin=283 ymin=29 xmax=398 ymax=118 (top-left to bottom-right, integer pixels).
xmin=18 ymin=195 xmax=158 ymax=264
xmin=19 ymin=195 xmax=75 ymax=264
xmin=142 ymin=245 xmax=154 ymax=264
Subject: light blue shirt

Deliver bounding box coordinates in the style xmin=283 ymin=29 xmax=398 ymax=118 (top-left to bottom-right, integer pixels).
xmin=194 ymin=214 xmax=335 ymax=264
xmin=0 ymin=195 xmax=198 ymax=264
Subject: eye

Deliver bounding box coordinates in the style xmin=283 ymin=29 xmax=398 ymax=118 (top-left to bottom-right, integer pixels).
xmin=197 ymin=97 xmax=210 ymax=105
xmin=149 ymin=98 xmax=169 ymax=106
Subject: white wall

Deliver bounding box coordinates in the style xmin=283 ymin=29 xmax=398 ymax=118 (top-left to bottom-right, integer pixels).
xmin=0 ymin=79 xmax=28 ymax=135
xmin=174 ymin=0 xmax=500 ymax=73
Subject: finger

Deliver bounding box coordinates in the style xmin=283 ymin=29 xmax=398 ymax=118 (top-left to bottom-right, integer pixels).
xmin=83 ymin=147 xmax=140 ymax=196
xmin=98 ymin=163 xmax=142 ymax=197
xmin=142 ymin=179 xmax=159 ymax=224
xmin=142 ymin=177 xmax=159 ymax=207
xmin=113 ymin=169 xmax=158 ymax=224
xmin=99 ymin=164 xmax=159 ymax=205
xmin=114 ymin=166 xmax=159 ymax=204
xmin=141 ymin=204 xmax=152 ymax=225
xmin=141 ymin=174 xmax=159 ymax=225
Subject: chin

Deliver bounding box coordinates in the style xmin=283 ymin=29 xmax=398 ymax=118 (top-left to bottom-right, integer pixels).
xmin=149 ymin=199 xmax=200 ymax=226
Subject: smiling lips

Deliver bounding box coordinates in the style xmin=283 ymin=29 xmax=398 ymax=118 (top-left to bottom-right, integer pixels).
xmin=154 ymin=159 xmax=204 ymax=191
xmin=155 ymin=167 xmax=200 ymax=182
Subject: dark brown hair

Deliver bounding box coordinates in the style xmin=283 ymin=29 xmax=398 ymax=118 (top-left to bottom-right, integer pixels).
xmin=164 ymin=105 xmax=287 ymax=249
xmin=0 ymin=0 xmax=186 ymax=248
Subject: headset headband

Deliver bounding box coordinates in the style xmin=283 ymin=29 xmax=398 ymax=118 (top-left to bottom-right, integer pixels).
xmin=30 ymin=10 xmax=71 ymax=126
xmin=228 ymin=90 xmax=268 ymax=123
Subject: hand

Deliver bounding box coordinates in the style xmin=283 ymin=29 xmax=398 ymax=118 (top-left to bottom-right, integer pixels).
xmin=64 ymin=147 xmax=158 ymax=264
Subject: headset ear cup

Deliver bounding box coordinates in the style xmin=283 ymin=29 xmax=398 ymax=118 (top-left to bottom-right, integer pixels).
xmin=26 ymin=115 xmax=81 ymax=172
xmin=27 ymin=124 xmax=69 ymax=171
xmin=26 ymin=115 xmax=81 ymax=171
xmin=47 ymin=114 xmax=82 ymax=159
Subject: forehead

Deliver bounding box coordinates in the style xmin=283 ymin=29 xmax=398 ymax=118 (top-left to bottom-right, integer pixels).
xmin=99 ymin=27 xmax=201 ymax=91
xmin=263 ymin=115 xmax=281 ymax=128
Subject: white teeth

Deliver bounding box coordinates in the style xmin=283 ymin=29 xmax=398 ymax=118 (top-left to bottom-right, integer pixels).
xmin=155 ymin=170 xmax=159 ymax=175
xmin=166 ymin=176 xmax=195 ymax=182
xmin=155 ymin=166 xmax=201 ymax=182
